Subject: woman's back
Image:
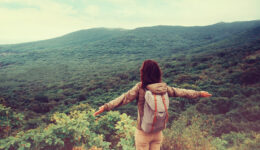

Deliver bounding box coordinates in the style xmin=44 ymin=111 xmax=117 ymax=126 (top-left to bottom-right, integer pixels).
xmin=93 ymin=60 xmax=212 ymax=150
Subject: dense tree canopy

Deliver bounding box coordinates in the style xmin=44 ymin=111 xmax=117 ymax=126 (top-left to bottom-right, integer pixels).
xmin=0 ymin=20 xmax=260 ymax=149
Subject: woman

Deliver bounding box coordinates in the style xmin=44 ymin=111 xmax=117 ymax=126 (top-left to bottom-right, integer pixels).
xmin=94 ymin=60 xmax=211 ymax=150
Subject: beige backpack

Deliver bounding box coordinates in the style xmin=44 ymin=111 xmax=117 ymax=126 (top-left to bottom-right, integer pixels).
xmin=141 ymin=90 xmax=169 ymax=133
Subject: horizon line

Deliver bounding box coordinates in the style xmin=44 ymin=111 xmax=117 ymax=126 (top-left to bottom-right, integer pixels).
xmin=1 ymin=19 xmax=259 ymax=46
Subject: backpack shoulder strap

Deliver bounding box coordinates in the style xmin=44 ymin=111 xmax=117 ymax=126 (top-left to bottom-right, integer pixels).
xmin=162 ymin=95 xmax=169 ymax=125
xmin=151 ymin=94 xmax=157 ymax=132
xmin=137 ymin=87 xmax=145 ymax=129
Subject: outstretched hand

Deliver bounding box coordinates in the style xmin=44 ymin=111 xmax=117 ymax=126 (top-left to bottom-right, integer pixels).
xmin=93 ymin=106 xmax=105 ymax=116
xmin=200 ymin=91 xmax=212 ymax=97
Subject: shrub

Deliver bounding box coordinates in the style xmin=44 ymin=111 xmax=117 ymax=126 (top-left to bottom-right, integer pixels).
xmin=162 ymin=110 xmax=219 ymax=150
xmin=213 ymin=118 xmax=238 ymax=136
xmin=30 ymin=103 xmax=50 ymax=113
xmin=95 ymin=111 xmax=121 ymax=143
xmin=213 ymin=97 xmax=232 ymax=114
xmin=77 ymin=94 xmax=86 ymax=101
xmin=34 ymin=95 xmax=49 ymax=103
xmin=218 ymin=88 xmax=234 ymax=98
xmin=222 ymin=132 xmax=260 ymax=150
xmin=0 ymin=109 xmax=110 ymax=150
xmin=0 ymin=104 xmax=24 ymax=138
xmin=115 ymin=113 xmax=136 ymax=150
xmin=239 ymin=68 xmax=260 ymax=85
xmin=240 ymin=103 xmax=260 ymax=122
xmin=221 ymin=132 xmax=247 ymax=147
xmin=174 ymin=74 xmax=200 ymax=84
xmin=197 ymin=97 xmax=232 ymax=114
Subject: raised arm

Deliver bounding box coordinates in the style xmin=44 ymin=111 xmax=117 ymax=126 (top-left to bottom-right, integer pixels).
xmin=94 ymin=82 xmax=141 ymax=116
xmin=167 ymin=86 xmax=211 ymax=99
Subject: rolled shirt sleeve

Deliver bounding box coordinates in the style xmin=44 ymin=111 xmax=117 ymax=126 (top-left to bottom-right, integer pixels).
xmin=104 ymin=83 xmax=141 ymax=111
xmin=167 ymin=86 xmax=201 ymax=99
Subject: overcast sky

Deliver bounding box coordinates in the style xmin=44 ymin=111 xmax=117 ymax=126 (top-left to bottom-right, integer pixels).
xmin=0 ymin=0 xmax=260 ymax=44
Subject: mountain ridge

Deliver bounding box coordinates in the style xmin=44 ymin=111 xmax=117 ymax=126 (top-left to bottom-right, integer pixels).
xmin=0 ymin=20 xmax=260 ymax=149
xmin=1 ymin=20 xmax=260 ymax=48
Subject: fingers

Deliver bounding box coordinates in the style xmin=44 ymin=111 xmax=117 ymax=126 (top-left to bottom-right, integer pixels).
xmin=200 ymin=91 xmax=212 ymax=97
xmin=93 ymin=110 xmax=102 ymax=116
xmin=93 ymin=110 xmax=101 ymax=116
xmin=93 ymin=106 xmax=105 ymax=116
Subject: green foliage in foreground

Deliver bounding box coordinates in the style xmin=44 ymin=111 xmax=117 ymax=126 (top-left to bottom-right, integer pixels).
xmin=0 ymin=108 xmax=110 ymax=150
xmin=1 ymin=105 xmax=259 ymax=150
xmin=0 ymin=104 xmax=24 ymax=138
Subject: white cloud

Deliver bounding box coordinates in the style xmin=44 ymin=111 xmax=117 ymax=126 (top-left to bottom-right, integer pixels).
xmin=102 ymin=0 xmax=136 ymax=5
xmin=85 ymin=5 xmax=100 ymax=16
xmin=161 ymin=0 xmax=260 ymax=25
xmin=0 ymin=0 xmax=87 ymax=44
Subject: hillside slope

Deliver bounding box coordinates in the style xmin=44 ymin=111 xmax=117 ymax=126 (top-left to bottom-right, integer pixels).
xmin=0 ymin=20 xmax=260 ymax=150
xmin=0 ymin=20 xmax=259 ymax=109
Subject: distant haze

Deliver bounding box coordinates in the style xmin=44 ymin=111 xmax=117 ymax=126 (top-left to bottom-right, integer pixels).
xmin=1 ymin=0 xmax=260 ymax=44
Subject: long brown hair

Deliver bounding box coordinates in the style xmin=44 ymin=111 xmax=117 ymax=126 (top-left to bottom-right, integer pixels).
xmin=140 ymin=60 xmax=162 ymax=89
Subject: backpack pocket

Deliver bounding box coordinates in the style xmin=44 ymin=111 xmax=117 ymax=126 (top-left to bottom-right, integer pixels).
xmin=141 ymin=90 xmax=169 ymax=133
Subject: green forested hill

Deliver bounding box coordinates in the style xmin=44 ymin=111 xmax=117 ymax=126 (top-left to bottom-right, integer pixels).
xmin=0 ymin=20 xmax=260 ymax=150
